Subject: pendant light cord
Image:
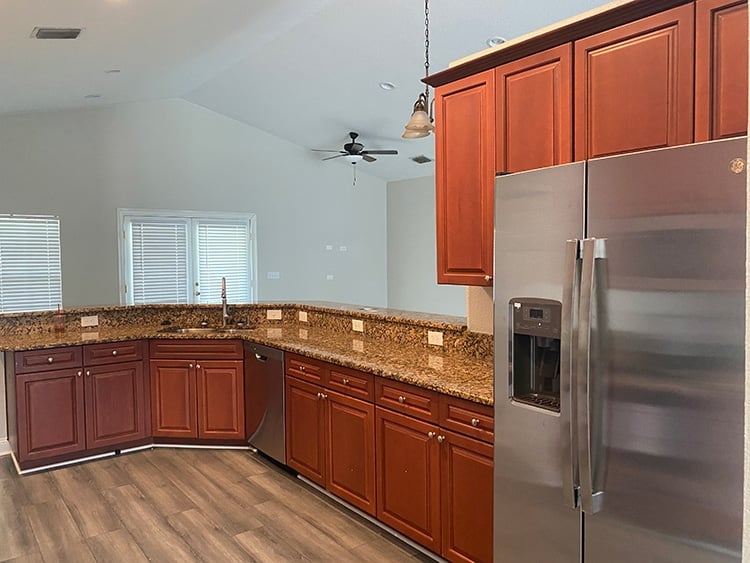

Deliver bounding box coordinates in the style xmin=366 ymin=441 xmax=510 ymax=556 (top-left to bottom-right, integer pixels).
xmin=423 ymin=0 xmax=430 ymax=99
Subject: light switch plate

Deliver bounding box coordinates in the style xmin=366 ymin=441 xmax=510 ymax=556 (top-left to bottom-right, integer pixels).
xmin=266 ymin=309 xmax=282 ymax=320
xmin=352 ymin=319 xmax=364 ymax=332
xmin=267 ymin=271 xmax=280 ymax=279
xmin=298 ymin=311 xmax=308 ymax=322
xmin=427 ymin=330 xmax=444 ymax=346
xmin=81 ymin=315 xmax=99 ymax=327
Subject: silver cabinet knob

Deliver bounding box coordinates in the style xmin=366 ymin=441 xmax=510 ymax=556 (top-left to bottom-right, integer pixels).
xmin=111 ymin=350 xmax=118 ymax=356
xmin=321 ymin=393 xmax=328 ymax=400
xmin=437 ymin=435 xmax=445 ymax=443
xmin=47 ymin=357 xmax=54 ymax=364
xmin=427 ymin=431 xmax=436 ymax=439
xmin=86 ymin=370 xmax=91 ymax=377
xmin=77 ymin=370 xmax=82 ymax=377
xmin=471 ymin=418 xmax=480 ymax=427
xmin=317 ymin=392 xmax=322 ymax=399
xmin=189 ymin=363 xmax=194 ymax=368
xmin=342 ymin=378 xmax=350 ymax=385
xmin=196 ymin=364 xmax=201 ymax=369
xmin=397 ymin=396 xmax=406 ymax=404
xmin=484 ymin=275 xmax=493 ymax=282
xmin=299 ymin=365 xmax=306 ymax=371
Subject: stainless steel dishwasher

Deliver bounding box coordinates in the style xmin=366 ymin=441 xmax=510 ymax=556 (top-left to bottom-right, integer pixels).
xmin=244 ymin=342 xmax=286 ymax=464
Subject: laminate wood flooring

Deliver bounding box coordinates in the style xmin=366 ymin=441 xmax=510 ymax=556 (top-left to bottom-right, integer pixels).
xmin=0 ymin=449 xmax=434 ymax=562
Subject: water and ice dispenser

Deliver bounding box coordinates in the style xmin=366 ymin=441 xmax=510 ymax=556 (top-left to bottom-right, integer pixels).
xmin=509 ymin=298 xmax=562 ymax=412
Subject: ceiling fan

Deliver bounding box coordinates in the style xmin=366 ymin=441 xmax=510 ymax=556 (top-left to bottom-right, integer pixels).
xmin=312 ymin=132 xmax=398 ymax=163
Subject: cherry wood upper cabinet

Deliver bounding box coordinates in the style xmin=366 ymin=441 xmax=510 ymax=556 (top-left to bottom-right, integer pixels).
xmin=435 ymin=70 xmax=495 ymax=286
xmin=695 ymin=0 xmax=748 ymax=141
xmin=495 ymin=44 xmax=573 ymax=174
xmin=574 ymin=4 xmax=695 ymax=160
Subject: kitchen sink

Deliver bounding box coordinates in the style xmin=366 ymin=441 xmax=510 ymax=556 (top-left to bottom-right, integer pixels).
xmin=158 ymin=327 xmax=253 ymax=335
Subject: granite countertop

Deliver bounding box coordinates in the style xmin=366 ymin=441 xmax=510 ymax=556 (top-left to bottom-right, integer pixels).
xmin=0 ymin=323 xmax=494 ymax=406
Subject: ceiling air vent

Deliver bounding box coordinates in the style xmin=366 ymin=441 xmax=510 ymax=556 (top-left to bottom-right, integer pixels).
xmin=31 ymin=27 xmax=82 ymax=40
xmin=411 ymin=155 xmax=433 ymax=164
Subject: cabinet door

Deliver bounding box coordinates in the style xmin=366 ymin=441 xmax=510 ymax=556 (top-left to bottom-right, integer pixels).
xmin=376 ymin=407 xmax=441 ymax=552
xmin=574 ymin=3 xmax=694 ymax=159
xmin=197 ymin=360 xmax=245 ymax=440
xmin=695 ymin=0 xmax=748 ymax=141
xmin=285 ymin=376 xmax=326 ymax=486
xmin=496 ymin=44 xmax=573 ymax=174
xmin=15 ymin=368 xmax=86 ymax=463
xmin=440 ymin=430 xmax=494 ymax=563
xmin=326 ymin=390 xmax=376 ymax=516
xmin=85 ymin=361 xmax=147 ymax=450
xmin=435 ymin=69 xmax=495 ymax=286
xmin=150 ymin=360 xmax=196 ymax=438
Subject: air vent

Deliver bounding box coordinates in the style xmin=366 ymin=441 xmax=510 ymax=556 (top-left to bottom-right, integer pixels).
xmin=32 ymin=27 xmax=82 ymax=40
xmin=410 ymin=155 xmax=433 ymax=164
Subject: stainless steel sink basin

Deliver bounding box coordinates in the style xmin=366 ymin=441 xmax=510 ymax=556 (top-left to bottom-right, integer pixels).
xmin=158 ymin=327 xmax=253 ymax=334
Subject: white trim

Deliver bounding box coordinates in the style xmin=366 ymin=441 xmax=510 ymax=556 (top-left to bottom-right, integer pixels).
xmin=151 ymin=444 xmax=251 ymax=451
xmin=116 ymin=208 xmax=258 ymax=305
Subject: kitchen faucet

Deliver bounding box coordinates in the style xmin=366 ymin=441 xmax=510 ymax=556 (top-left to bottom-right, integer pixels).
xmin=221 ymin=277 xmax=230 ymax=327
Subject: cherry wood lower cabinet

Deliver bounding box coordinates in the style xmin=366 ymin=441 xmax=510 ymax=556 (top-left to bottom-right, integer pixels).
xmin=150 ymin=360 xmax=197 ymax=438
xmin=285 ymin=374 xmax=376 ymax=516
xmin=8 ymin=342 xmax=149 ymax=470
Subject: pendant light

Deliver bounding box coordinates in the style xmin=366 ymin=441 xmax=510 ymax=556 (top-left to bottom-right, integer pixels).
xmin=402 ymin=0 xmax=434 ymax=139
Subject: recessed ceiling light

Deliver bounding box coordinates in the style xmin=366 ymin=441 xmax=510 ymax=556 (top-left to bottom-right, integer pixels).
xmin=486 ymin=36 xmax=507 ymax=48
xmin=84 ymin=94 xmax=102 ymax=99
xmin=379 ymin=82 xmax=396 ymax=91
xmin=31 ymin=27 xmax=83 ymax=39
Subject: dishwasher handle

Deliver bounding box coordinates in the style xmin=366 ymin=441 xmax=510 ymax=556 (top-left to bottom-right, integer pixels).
xmin=254 ymin=353 xmax=268 ymax=363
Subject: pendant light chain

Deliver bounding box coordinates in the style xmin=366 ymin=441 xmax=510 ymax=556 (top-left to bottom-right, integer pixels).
xmin=423 ymin=0 xmax=430 ymax=98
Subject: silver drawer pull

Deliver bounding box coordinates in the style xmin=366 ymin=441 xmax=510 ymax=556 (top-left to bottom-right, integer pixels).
xmin=471 ymin=418 xmax=480 ymax=427
xmin=47 ymin=357 xmax=54 ymax=364
xmin=112 ymin=350 xmax=118 ymax=356
xmin=437 ymin=435 xmax=445 ymax=443
xmin=342 ymin=378 xmax=350 ymax=385
xmin=397 ymin=396 xmax=406 ymax=404
xmin=427 ymin=431 xmax=436 ymax=439
xmin=299 ymin=365 xmax=306 ymax=371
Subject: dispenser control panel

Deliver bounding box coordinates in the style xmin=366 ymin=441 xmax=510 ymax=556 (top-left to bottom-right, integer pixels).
xmin=512 ymin=299 xmax=561 ymax=339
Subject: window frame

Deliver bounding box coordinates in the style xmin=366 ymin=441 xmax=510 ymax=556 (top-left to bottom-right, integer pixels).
xmin=117 ymin=208 xmax=257 ymax=306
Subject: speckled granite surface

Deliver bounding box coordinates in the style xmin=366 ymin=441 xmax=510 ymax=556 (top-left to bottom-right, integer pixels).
xmin=0 ymin=303 xmax=494 ymax=405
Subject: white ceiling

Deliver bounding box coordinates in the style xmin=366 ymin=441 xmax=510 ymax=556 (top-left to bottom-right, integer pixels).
xmin=1 ymin=0 xmax=609 ymax=182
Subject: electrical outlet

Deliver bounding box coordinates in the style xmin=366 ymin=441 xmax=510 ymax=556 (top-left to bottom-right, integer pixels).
xmin=339 ymin=245 xmax=348 ymax=252
xmin=326 ymin=274 xmax=334 ymax=280
xmin=352 ymin=319 xmax=364 ymax=332
xmin=266 ymin=328 xmax=282 ymax=338
xmin=299 ymin=328 xmax=309 ymax=340
xmin=427 ymin=330 xmax=444 ymax=346
xmin=352 ymin=339 xmax=364 ymax=352
xmin=266 ymin=309 xmax=282 ymax=320
xmin=80 ymin=315 xmax=99 ymax=328
xmin=299 ymin=311 xmax=308 ymax=322
xmin=325 ymin=245 xmax=333 ymax=251
xmin=428 ymin=355 xmax=444 ymax=370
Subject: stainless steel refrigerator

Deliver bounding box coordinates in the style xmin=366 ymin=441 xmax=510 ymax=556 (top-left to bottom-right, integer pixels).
xmin=493 ymin=137 xmax=746 ymax=563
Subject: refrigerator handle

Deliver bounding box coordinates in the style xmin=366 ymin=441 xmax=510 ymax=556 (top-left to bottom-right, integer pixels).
xmin=577 ymin=238 xmax=606 ymax=514
xmin=560 ymin=239 xmax=580 ymax=509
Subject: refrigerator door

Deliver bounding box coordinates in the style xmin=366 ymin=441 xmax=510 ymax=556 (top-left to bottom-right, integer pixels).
xmin=583 ymin=138 xmax=746 ymax=562
xmin=493 ymin=163 xmax=585 ymax=563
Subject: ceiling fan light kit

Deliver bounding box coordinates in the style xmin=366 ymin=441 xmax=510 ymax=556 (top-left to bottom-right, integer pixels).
xmin=402 ymin=0 xmax=434 ymax=140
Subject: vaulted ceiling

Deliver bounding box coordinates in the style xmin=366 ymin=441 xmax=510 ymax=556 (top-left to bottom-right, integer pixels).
xmin=1 ymin=0 xmax=608 ymax=181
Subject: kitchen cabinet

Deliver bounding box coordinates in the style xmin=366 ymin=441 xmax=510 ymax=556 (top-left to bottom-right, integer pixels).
xmin=285 ymin=354 xmax=376 ymax=515
xmin=574 ymin=4 xmax=694 ymax=159
xmin=495 ymin=44 xmax=573 ymax=174
xmin=375 ymin=381 xmax=494 ymax=562
xmin=695 ymin=0 xmax=748 ymax=141
xmin=8 ymin=342 xmax=149 ymax=469
xmin=435 ymin=70 xmax=495 ymax=287
xmin=150 ymin=340 xmax=245 ymax=441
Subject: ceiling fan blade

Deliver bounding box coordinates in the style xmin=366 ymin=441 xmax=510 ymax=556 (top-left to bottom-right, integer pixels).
xmin=362 ymin=154 xmax=376 ymax=163
xmin=311 ymin=149 xmax=345 ymax=153
xmin=361 ymin=150 xmax=398 ymax=155
xmin=322 ymin=154 xmax=347 ymax=161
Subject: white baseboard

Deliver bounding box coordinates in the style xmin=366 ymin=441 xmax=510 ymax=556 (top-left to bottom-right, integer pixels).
xmin=0 ymin=439 xmax=10 ymax=456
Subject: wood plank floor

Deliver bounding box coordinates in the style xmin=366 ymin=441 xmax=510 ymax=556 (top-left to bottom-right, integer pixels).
xmin=0 ymin=448 xmax=434 ymax=562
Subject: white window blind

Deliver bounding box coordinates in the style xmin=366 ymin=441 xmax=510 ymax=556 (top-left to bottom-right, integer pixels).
xmin=0 ymin=214 xmax=62 ymax=313
xmin=119 ymin=210 xmax=256 ymax=306
xmin=196 ymin=221 xmax=251 ymax=304
xmin=128 ymin=219 xmax=189 ymax=304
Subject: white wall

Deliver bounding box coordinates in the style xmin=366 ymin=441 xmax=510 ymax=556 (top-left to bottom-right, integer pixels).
xmin=386 ymin=176 xmax=465 ymax=316
xmin=0 ymin=99 xmax=388 ymax=307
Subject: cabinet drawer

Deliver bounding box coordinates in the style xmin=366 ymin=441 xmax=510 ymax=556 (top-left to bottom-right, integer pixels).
xmin=375 ymin=378 xmax=439 ymax=423
xmin=439 ymin=395 xmax=494 ymax=444
xmin=326 ymin=364 xmax=374 ymax=402
xmin=285 ymin=353 xmax=326 ymax=384
xmin=84 ymin=340 xmax=144 ymax=366
xmin=149 ymin=339 xmax=243 ymax=360
xmin=15 ymin=346 xmax=82 ymax=374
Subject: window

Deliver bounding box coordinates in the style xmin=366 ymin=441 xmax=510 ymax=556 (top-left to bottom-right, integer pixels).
xmin=0 ymin=214 xmax=62 ymax=313
xmin=118 ymin=210 xmax=256 ymax=306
